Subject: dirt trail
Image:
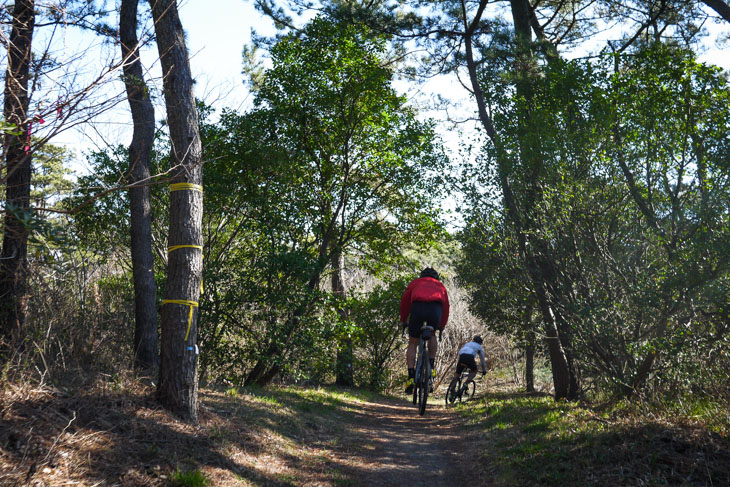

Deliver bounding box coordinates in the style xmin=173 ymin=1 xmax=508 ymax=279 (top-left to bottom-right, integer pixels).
xmin=333 ymin=396 xmax=484 ymax=486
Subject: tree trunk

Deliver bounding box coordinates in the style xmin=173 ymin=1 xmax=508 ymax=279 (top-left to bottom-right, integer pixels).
xmin=511 ymin=0 xmax=580 ymax=400
xmin=525 ymin=339 xmax=535 ymax=393
xmin=121 ymin=0 xmax=158 ymax=371
xmin=148 ymin=0 xmax=203 ymax=422
xmin=523 ymin=302 xmax=535 ymax=393
xmin=0 ymin=0 xmax=35 ymax=348
xmin=332 ymin=248 xmax=353 ymax=386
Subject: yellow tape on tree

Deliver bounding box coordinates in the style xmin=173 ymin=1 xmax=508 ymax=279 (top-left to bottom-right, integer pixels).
xmin=165 ymin=183 xmax=204 ymax=343
xmin=167 ymin=245 xmax=204 ymax=294
xmin=161 ymin=299 xmax=198 ymax=342
xmin=169 ymin=182 xmax=203 ymax=192
xmin=167 ymin=244 xmax=203 ymax=253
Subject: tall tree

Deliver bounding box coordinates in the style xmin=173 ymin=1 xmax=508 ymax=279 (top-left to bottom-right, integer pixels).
xmin=121 ymin=0 xmax=159 ymax=370
xmin=507 ymin=0 xmax=581 ymax=399
xmin=0 ymin=0 xmax=35 ymax=348
xmin=148 ymin=0 xmax=203 ymax=421
xmin=243 ymin=17 xmax=446 ymax=386
xmin=258 ymin=0 xmax=585 ymax=399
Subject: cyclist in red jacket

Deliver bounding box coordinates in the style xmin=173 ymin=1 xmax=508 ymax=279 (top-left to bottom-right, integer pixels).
xmin=400 ymin=267 xmax=450 ymax=394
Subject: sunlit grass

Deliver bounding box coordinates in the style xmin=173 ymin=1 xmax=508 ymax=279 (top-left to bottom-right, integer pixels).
xmin=457 ymin=390 xmax=730 ymax=486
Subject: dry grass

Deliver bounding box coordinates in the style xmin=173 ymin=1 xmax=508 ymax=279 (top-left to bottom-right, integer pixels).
xmin=0 ymin=374 xmax=371 ymax=487
xmin=3 ymin=367 xmax=728 ymax=487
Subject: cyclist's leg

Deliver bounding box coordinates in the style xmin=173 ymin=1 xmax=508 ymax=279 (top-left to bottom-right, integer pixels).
xmin=464 ymin=369 xmax=477 ymax=385
xmin=455 ymin=359 xmax=467 ymax=379
xmin=404 ymin=336 xmax=419 ymax=393
xmin=406 ymin=336 xmax=419 ymax=369
xmin=404 ymin=314 xmax=422 ymax=393
xmin=409 ymin=301 xmax=440 ymax=373
xmin=427 ymin=333 xmax=438 ymax=367
xmin=460 ymin=354 xmax=478 ymax=388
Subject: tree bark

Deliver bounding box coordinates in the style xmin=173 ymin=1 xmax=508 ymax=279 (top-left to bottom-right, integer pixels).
xmin=332 ymin=248 xmax=354 ymax=386
xmin=148 ymin=0 xmax=203 ymax=422
xmin=0 ymin=0 xmax=35 ymax=348
xmin=523 ymin=301 xmax=535 ymax=393
xmin=121 ymin=0 xmax=159 ymax=371
xmin=702 ymin=0 xmax=730 ymax=23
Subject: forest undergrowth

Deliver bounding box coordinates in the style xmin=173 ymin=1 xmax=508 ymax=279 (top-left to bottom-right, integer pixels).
xmin=0 ymin=370 xmax=379 ymax=486
xmin=456 ymin=382 xmax=730 ymax=486
xmin=1 ymin=366 xmax=729 ymax=487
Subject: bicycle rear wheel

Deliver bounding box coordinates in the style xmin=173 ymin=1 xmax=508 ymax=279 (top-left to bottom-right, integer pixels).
xmin=417 ymin=352 xmax=430 ymax=415
xmin=446 ymin=377 xmax=460 ymax=406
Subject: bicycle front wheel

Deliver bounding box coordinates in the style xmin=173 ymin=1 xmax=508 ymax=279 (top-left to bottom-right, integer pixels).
xmin=418 ymin=358 xmax=429 ymax=415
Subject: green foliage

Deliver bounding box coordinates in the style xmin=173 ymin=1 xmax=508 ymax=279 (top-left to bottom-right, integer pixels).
xmin=348 ymin=276 xmax=410 ymax=389
xmin=458 ymin=42 xmax=730 ymax=399
xmin=31 ymin=143 xmax=74 ymax=210
xmin=255 ymin=15 xmax=448 ymax=264
xmin=170 ymin=468 xmax=209 ymax=487
xmin=197 ymin=16 xmax=449 ymax=386
xmin=62 ymin=15 xmax=442 ymax=391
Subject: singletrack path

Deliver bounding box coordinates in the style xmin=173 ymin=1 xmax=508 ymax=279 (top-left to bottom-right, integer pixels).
xmin=335 ymin=396 xmax=485 ymax=486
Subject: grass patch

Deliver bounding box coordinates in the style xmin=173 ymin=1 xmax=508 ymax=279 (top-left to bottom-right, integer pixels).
xmin=458 ymin=388 xmax=730 ymax=486
xmin=170 ymin=468 xmax=209 ymax=487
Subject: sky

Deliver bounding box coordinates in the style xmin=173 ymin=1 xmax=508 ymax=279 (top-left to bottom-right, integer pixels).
xmin=177 ymin=0 xmax=273 ymax=112
xmin=48 ymin=0 xmax=275 ymax=171
xmin=44 ymin=0 xmax=729 ymax=174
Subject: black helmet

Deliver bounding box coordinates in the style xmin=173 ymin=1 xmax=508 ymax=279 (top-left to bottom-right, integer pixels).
xmin=419 ymin=267 xmax=440 ymax=280
xmin=473 ymin=335 xmax=483 ymax=345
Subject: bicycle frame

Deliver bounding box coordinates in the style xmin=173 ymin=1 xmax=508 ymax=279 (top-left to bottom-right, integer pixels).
xmin=413 ymin=324 xmax=433 ymax=415
xmin=446 ymin=369 xmax=476 ymax=405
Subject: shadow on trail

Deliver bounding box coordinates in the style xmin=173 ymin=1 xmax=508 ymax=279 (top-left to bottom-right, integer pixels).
xmin=308 ymin=394 xmax=477 ymax=486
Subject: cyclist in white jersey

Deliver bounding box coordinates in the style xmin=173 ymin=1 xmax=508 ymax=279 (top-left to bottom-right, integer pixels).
xmin=453 ymin=336 xmax=487 ymax=391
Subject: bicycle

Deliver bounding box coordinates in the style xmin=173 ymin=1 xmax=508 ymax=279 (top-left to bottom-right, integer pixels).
xmin=412 ymin=324 xmax=435 ymax=416
xmin=445 ymin=369 xmax=477 ymax=406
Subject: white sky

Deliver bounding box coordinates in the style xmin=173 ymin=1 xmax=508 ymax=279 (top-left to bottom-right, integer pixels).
xmin=42 ymin=0 xmax=728 ymax=175
xmin=179 ymin=0 xmax=272 ymax=111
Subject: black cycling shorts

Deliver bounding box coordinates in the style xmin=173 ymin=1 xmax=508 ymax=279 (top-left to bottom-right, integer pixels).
xmin=456 ymin=353 xmax=477 ymax=375
xmin=407 ymin=301 xmax=443 ymax=338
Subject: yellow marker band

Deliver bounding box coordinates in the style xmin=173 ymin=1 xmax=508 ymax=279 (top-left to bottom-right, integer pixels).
xmin=162 ymin=299 xmax=199 ymax=342
xmin=165 ymin=183 xmax=204 ymax=343
xmin=167 ymin=244 xmax=203 ymax=253
xmin=170 ymin=183 xmax=203 ymax=192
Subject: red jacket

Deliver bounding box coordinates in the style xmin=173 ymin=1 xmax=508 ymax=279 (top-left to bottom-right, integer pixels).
xmin=400 ymin=277 xmax=450 ymax=328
